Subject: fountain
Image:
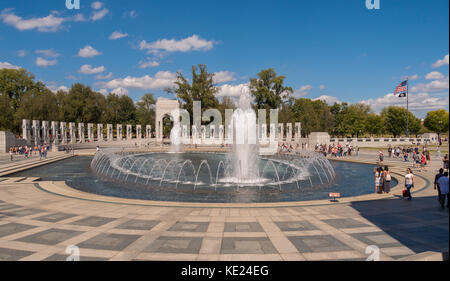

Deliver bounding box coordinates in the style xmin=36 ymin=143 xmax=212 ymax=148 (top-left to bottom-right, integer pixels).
xmin=89 ymin=89 xmax=337 ymax=202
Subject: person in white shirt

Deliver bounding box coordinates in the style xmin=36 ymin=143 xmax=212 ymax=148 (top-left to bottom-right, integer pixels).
xmin=437 ymin=172 xmax=449 ymax=209
xmin=404 ymin=168 xmax=414 ymax=200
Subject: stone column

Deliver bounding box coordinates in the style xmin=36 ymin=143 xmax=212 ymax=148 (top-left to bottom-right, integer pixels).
xmin=51 ymin=121 xmax=59 ymax=145
xmin=136 ymin=125 xmax=142 ymax=140
xmin=146 ymin=125 xmax=152 ymax=139
xmin=22 ymin=119 xmax=31 ymax=143
xmin=270 ymin=123 xmax=276 ymax=142
xmin=261 ymin=124 xmax=267 ymax=143
xmin=127 ymin=125 xmax=132 ymax=140
xmin=286 ymin=123 xmax=292 ymax=142
xmin=107 ymin=124 xmax=113 ymax=141
xmin=295 ymin=122 xmax=301 ymax=140
xmin=88 ymin=123 xmax=94 ymax=142
xmin=219 ymin=125 xmax=224 ymax=143
xmin=278 ymin=123 xmax=284 ymax=141
xmin=32 ymin=120 xmax=41 ymax=145
xmin=42 ymin=121 xmax=50 ymax=144
xmin=97 ymin=124 xmax=103 ymax=142
xmin=201 ymin=125 xmax=206 ymax=143
xmin=117 ymin=124 xmax=123 ymax=141
xmin=60 ymin=122 xmax=67 ymax=144
xmin=69 ymin=122 xmax=76 ymax=144
xmin=78 ymin=123 xmax=85 ymax=143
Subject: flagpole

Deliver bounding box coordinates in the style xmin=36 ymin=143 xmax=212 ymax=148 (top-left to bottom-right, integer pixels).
xmin=406 ymin=77 xmax=409 ymax=138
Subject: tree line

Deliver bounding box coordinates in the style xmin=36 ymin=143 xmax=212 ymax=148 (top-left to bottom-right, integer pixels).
xmin=0 ymin=66 xmax=448 ymax=139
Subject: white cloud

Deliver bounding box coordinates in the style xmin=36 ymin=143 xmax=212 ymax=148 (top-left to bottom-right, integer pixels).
xmin=213 ymin=71 xmax=236 ymax=84
xmin=0 ymin=9 xmax=65 ymax=32
xmin=91 ymin=1 xmax=103 ymax=10
xmin=111 ymin=87 xmax=129 ymax=96
xmin=109 ymin=31 xmax=128 ymax=40
xmin=91 ymin=8 xmax=109 ymax=21
xmin=293 ymin=85 xmax=313 ymax=98
xmin=35 ymin=57 xmax=57 ymax=67
xmin=78 ymin=45 xmax=101 ymax=58
xmin=47 ymin=84 xmax=68 ymax=93
xmin=313 ymin=95 xmax=341 ymax=105
xmin=216 ymin=83 xmax=249 ymax=97
xmin=139 ymin=35 xmax=216 ymax=54
xmin=35 ymin=49 xmax=59 ymax=58
xmin=361 ymin=92 xmax=449 ymax=113
xmin=411 ymin=76 xmax=449 ymax=92
xmin=402 ymin=74 xmax=419 ymax=81
xmin=129 ymin=10 xmax=137 ymax=18
xmin=98 ymin=89 xmax=108 ymax=95
xmin=95 ymin=72 xmax=113 ymax=80
xmin=79 ymin=64 xmax=105 ymax=74
xmin=425 ymin=71 xmax=444 ymax=80
xmin=319 ymin=85 xmax=326 ymax=90
xmin=17 ymin=50 xmax=27 ymax=57
xmin=72 ymin=13 xmax=87 ymax=22
xmin=139 ymin=60 xmax=160 ymax=69
xmin=100 ymin=71 xmax=177 ymax=90
xmin=432 ymin=54 xmax=449 ymax=68
xmin=0 ymin=61 xmax=21 ymax=69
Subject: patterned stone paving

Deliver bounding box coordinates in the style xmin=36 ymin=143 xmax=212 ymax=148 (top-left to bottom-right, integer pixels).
xmin=0 ymin=152 xmax=447 ymax=261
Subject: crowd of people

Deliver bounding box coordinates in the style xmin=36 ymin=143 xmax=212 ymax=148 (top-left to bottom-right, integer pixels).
xmin=314 ymin=143 xmax=359 ymax=158
xmin=8 ymin=144 xmax=50 ymax=161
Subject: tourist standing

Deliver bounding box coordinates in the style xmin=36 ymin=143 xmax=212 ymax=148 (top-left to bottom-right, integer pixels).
xmin=378 ymin=151 xmax=384 ymax=165
xmin=375 ymin=167 xmax=383 ymax=193
xmin=434 ymin=168 xmax=444 ymax=203
xmin=404 ymin=168 xmax=414 ymax=200
xmin=437 ymin=172 xmax=449 ymax=209
xmin=443 ymin=154 xmax=449 ymax=172
xmin=388 ymin=146 xmax=392 ymax=158
xmin=383 ymin=166 xmax=391 ymax=193
xmin=437 ymin=146 xmax=441 ymax=158
xmin=9 ymin=147 xmax=13 ymax=161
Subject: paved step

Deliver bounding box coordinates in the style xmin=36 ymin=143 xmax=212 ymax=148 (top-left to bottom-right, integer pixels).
xmin=0 ymin=177 xmax=41 ymax=184
xmin=0 ymin=155 xmax=74 ymax=177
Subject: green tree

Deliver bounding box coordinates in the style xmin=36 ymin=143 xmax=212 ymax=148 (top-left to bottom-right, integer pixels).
xmin=424 ymin=109 xmax=449 ymax=138
xmin=380 ymin=106 xmax=421 ymax=138
xmin=0 ymin=94 xmax=14 ymax=131
xmin=0 ymin=68 xmax=35 ymax=111
xmin=168 ymin=64 xmax=219 ymax=120
xmin=333 ymin=103 xmax=371 ymax=137
xmin=102 ymin=93 xmax=137 ymax=125
xmin=365 ymin=113 xmax=384 ymax=137
xmin=62 ymin=83 xmax=106 ymax=123
xmin=136 ymin=93 xmax=156 ymax=127
xmin=249 ymin=68 xmax=293 ymax=111
xmin=290 ymin=98 xmax=333 ymax=136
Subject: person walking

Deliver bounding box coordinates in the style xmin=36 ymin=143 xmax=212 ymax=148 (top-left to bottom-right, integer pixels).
xmin=434 ymin=168 xmax=444 ymax=203
xmin=420 ymin=153 xmax=427 ymax=172
xmin=404 ymin=168 xmax=414 ymax=201
xmin=9 ymin=147 xmax=13 ymax=161
xmin=383 ymin=166 xmax=391 ymax=193
xmin=437 ymin=172 xmax=449 ymax=209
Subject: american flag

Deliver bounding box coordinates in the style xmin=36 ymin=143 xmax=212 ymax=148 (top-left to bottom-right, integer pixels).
xmin=394 ymin=80 xmax=408 ymax=97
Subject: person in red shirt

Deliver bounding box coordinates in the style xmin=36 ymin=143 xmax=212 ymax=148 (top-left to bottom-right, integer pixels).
xmin=420 ymin=153 xmax=427 ymax=172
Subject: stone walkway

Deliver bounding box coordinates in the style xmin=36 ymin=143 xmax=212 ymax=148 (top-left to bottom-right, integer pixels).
xmin=0 ymin=150 xmax=448 ymax=261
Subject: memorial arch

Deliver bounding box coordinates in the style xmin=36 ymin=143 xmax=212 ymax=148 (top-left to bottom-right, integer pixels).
xmin=155 ymin=98 xmax=180 ymax=142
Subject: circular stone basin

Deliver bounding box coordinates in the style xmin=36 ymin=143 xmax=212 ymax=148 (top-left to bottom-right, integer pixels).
xmin=11 ymin=153 xmax=397 ymax=203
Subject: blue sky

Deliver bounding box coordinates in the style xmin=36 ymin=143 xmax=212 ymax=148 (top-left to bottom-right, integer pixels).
xmin=0 ymin=0 xmax=448 ymax=117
